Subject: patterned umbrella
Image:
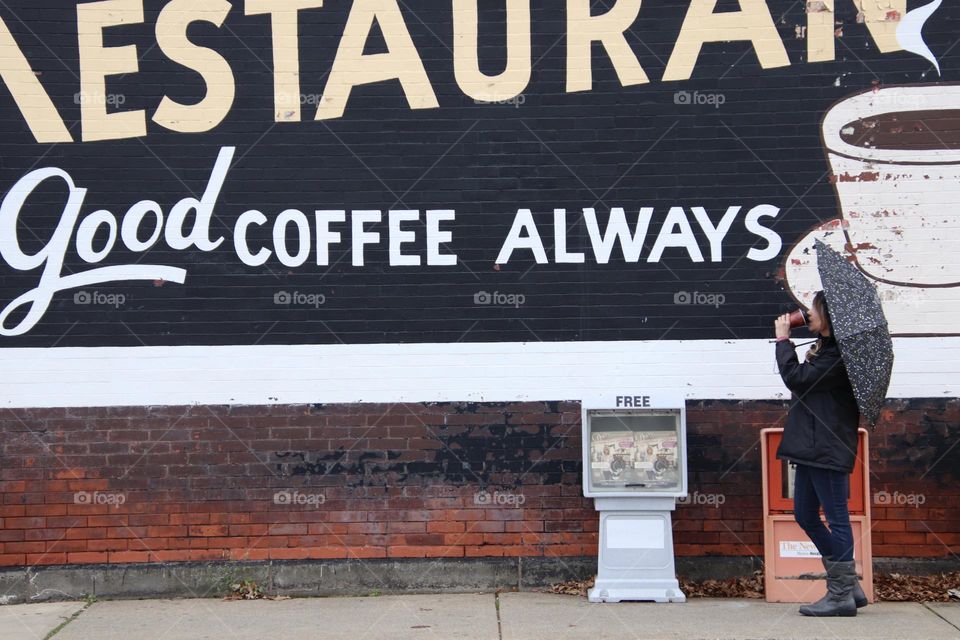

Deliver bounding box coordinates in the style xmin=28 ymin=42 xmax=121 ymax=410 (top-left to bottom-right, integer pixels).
xmin=815 ymin=240 xmax=894 ymax=425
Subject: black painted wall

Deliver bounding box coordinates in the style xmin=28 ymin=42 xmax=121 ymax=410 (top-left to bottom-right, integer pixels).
xmin=0 ymin=1 xmax=955 ymax=346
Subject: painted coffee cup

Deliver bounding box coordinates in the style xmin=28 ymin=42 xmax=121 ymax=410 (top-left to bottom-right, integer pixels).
xmin=821 ymin=83 xmax=960 ymax=286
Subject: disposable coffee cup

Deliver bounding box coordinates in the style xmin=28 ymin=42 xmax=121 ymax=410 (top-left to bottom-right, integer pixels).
xmin=788 ymin=309 xmax=808 ymax=329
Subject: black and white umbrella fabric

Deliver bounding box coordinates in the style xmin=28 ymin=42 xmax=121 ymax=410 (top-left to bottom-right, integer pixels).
xmin=815 ymin=239 xmax=894 ymax=426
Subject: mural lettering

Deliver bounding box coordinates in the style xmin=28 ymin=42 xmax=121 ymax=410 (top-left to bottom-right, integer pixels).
xmin=0 ymin=0 xmax=954 ymax=345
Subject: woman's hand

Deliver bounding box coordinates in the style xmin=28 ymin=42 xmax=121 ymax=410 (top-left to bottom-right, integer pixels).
xmin=775 ymin=314 xmax=792 ymax=340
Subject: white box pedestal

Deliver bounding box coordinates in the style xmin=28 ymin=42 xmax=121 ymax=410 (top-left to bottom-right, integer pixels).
xmin=588 ymin=497 xmax=685 ymax=603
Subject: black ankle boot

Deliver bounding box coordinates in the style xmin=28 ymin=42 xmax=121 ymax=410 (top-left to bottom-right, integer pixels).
xmin=799 ymin=560 xmax=857 ymax=617
xmin=816 ymin=557 xmax=867 ymax=608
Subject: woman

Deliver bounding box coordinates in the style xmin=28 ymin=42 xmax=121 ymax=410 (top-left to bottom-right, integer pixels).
xmin=774 ymin=291 xmax=866 ymax=617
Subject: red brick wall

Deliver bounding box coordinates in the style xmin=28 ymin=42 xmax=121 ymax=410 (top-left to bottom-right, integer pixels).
xmin=1 ymin=400 xmax=957 ymax=567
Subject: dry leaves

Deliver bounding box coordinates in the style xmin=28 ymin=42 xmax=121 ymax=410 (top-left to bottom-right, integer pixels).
xmin=679 ymin=570 xmax=765 ymax=599
xmin=222 ymin=592 xmax=292 ymax=601
xmin=222 ymin=578 xmax=292 ymax=601
xmin=545 ymin=570 xmax=960 ymax=602
xmin=874 ymin=572 xmax=960 ymax=602
xmin=543 ymin=572 xmax=765 ymax=599
xmin=545 ymin=577 xmax=595 ymax=597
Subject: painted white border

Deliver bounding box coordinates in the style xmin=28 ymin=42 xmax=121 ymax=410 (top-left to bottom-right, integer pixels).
xmin=0 ymin=337 xmax=956 ymax=409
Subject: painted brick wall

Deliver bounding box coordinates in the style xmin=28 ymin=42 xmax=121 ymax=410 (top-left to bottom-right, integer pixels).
xmin=0 ymin=2 xmax=958 ymax=349
xmin=1 ymin=0 xmax=957 ymax=589
xmin=2 ymin=400 xmax=956 ymax=567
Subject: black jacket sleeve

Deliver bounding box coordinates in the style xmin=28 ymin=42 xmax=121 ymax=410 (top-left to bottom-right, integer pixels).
xmin=776 ymin=340 xmax=849 ymax=395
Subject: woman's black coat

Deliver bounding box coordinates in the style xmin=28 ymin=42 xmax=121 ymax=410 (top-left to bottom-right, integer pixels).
xmin=775 ymin=335 xmax=860 ymax=473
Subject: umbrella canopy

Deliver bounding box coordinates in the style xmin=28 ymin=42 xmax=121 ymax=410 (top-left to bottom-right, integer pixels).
xmin=814 ymin=239 xmax=894 ymax=425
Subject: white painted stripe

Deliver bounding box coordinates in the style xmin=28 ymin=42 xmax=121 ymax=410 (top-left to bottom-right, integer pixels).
xmin=0 ymin=338 xmax=956 ymax=408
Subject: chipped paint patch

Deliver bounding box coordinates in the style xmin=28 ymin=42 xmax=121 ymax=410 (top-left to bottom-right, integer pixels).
xmin=821 ymin=218 xmax=848 ymax=230
xmin=837 ymin=171 xmax=880 ymax=182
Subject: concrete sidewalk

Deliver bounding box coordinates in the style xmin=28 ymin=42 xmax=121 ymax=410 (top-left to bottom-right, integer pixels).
xmin=2 ymin=593 xmax=959 ymax=640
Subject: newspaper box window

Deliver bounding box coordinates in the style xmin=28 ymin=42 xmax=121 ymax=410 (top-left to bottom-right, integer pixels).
xmin=587 ymin=412 xmax=683 ymax=493
xmin=582 ymin=394 xmax=687 ymax=603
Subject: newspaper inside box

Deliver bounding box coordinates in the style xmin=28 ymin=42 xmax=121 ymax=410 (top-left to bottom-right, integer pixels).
xmin=586 ymin=410 xmax=683 ymax=495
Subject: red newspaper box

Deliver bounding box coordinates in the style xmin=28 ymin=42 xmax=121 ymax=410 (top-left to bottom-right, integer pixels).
xmin=761 ymin=428 xmax=873 ymax=603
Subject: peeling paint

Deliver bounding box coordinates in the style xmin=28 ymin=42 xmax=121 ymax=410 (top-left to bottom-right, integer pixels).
xmin=270 ymin=409 xmax=576 ymax=484
xmin=821 ymin=218 xmax=847 ymax=230
xmin=836 ymin=171 xmax=880 ymax=182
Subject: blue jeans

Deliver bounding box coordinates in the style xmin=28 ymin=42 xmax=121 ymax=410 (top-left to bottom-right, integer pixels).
xmin=792 ymin=463 xmax=855 ymax=562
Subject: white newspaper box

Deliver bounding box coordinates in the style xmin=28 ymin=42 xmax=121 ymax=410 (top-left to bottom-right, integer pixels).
xmin=582 ymin=393 xmax=687 ymax=603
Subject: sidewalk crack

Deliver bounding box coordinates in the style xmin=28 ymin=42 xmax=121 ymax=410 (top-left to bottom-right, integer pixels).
xmin=494 ymin=591 xmax=503 ymax=640
xmin=922 ymin=601 xmax=960 ymax=633
xmin=44 ymin=598 xmax=94 ymax=639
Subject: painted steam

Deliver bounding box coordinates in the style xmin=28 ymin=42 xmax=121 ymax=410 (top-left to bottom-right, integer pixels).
xmin=896 ymin=0 xmax=943 ymax=75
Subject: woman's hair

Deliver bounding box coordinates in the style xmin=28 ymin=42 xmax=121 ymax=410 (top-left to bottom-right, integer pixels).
xmin=805 ymin=291 xmax=832 ymax=361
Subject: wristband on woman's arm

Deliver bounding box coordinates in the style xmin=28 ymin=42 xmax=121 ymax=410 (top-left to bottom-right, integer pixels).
xmin=776 ymin=336 xmax=791 ymax=343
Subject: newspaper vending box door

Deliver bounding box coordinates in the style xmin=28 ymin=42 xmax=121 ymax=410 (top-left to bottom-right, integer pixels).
xmin=761 ymin=428 xmax=874 ymax=603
